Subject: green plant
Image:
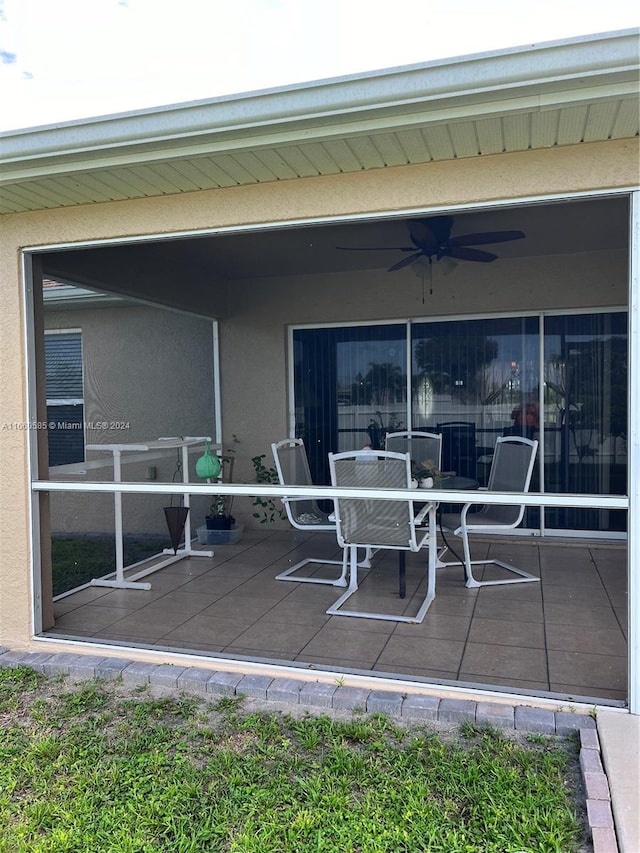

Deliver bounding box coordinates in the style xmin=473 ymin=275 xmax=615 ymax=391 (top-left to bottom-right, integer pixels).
xmin=412 ymin=456 xmax=441 ymax=482
xmin=208 ymin=437 xmax=239 ymax=520
xmin=366 ymin=410 xmax=404 ymax=449
xmin=251 ymin=454 xmax=286 ymax=524
xmin=526 ymin=732 xmax=551 ymax=745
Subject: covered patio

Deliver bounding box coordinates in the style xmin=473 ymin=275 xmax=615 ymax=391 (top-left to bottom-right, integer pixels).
xmin=1 ymin=29 xmax=636 ymax=717
xmin=34 ymin=184 xmax=631 ymax=709
xmin=47 ymin=531 xmax=627 ymax=704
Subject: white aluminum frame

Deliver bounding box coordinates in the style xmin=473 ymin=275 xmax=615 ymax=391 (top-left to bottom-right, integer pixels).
xmin=627 ymin=190 xmax=639 ymax=714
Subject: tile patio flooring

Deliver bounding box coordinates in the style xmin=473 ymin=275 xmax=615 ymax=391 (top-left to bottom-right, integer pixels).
xmin=48 ymin=530 xmax=628 ymax=705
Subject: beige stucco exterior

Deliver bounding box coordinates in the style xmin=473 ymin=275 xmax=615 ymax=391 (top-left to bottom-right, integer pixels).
xmin=44 ymin=303 xmax=216 ymax=534
xmin=1 ymin=139 xmax=637 ymax=654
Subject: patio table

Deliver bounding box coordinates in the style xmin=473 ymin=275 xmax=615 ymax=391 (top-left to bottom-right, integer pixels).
xmin=401 ymin=475 xmax=479 ymax=597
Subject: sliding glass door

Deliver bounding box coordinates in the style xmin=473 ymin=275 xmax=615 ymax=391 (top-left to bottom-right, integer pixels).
xmin=292 ymin=310 xmax=627 ymax=535
xmin=411 ymin=316 xmax=540 ymax=484
xmin=543 ymin=312 xmax=627 ymax=532
xmin=293 ymin=324 xmax=406 ymax=486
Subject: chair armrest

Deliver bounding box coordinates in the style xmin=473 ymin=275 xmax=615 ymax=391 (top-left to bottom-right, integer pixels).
xmin=414 ymin=502 xmax=435 ymax=525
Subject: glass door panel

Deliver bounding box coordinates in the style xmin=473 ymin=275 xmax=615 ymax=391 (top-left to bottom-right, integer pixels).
xmin=293 ymin=325 xmax=406 ymax=485
xmin=543 ymin=312 xmax=627 ymax=532
xmin=411 ymin=317 xmax=540 ymax=489
xmin=293 ymin=312 xmax=627 ymax=535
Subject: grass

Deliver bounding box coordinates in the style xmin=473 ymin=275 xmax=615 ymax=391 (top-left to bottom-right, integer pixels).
xmin=0 ymin=667 xmax=586 ymax=853
xmin=51 ymin=535 xmax=165 ymax=595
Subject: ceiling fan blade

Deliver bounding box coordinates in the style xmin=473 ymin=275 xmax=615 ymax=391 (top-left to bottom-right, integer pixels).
xmin=410 ymin=216 xmax=453 ymax=244
xmin=388 ymin=252 xmax=424 ymax=272
xmin=335 ymin=245 xmax=415 ymax=252
xmin=407 ymin=221 xmax=439 ymax=253
xmin=447 ymin=246 xmax=498 ymax=263
xmin=448 ymin=230 xmax=525 ymax=247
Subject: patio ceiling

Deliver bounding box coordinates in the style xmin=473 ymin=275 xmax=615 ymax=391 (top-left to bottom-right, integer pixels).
xmin=1 ymin=29 xmax=638 ymax=216
xmin=41 ymin=196 xmax=629 ymax=293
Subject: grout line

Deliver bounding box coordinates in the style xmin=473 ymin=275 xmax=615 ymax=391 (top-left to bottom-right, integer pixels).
xmin=539 ymin=543 xmax=553 ymax=693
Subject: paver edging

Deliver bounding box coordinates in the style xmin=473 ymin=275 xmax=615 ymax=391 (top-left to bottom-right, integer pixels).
xmin=0 ymin=648 xmax=605 ymax=734
xmin=579 ymin=724 xmax=619 ymax=853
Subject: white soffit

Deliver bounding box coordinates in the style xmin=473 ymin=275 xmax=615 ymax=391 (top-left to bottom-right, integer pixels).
xmin=0 ymin=29 xmax=638 ymax=215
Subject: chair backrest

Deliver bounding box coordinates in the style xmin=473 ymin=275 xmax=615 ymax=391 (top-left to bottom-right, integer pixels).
xmin=271 ymin=438 xmax=329 ymax=526
xmin=482 ymin=436 xmax=538 ymax=526
xmin=385 ymin=431 xmax=442 ymax=473
xmin=437 ymin=421 xmax=476 ymax=477
xmin=329 ymin=450 xmax=417 ymax=549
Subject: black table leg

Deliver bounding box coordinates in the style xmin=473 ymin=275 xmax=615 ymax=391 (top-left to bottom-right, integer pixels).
xmin=398 ymin=552 xmax=406 ymax=599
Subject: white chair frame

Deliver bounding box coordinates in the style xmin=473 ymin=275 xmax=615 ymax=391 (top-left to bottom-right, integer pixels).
xmin=271 ymin=439 xmax=372 ymax=587
xmin=439 ymin=436 xmax=539 ymax=588
xmin=327 ymin=449 xmax=438 ymax=623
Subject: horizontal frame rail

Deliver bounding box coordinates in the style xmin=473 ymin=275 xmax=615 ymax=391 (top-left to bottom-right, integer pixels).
xmin=31 ymin=479 xmax=628 ymax=510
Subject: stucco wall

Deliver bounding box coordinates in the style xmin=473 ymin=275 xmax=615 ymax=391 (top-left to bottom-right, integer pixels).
xmin=0 ymin=139 xmax=637 ymax=650
xmin=44 ymin=302 xmax=216 ymax=534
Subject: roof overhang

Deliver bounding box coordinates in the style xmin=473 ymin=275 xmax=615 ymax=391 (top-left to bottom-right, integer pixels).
xmin=0 ymin=28 xmax=638 ymax=215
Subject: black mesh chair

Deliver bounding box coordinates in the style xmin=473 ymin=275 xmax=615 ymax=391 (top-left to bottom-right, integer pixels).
xmin=437 ymin=421 xmax=477 ymax=478
xmin=385 ymin=431 xmax=442 ymax=475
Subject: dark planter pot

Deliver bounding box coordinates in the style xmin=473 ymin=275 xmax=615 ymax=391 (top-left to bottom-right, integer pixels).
xmin=163 ymin=505 xmax=190 ymax=555
xmin=206 ymin=515 xmax=233 ymax=530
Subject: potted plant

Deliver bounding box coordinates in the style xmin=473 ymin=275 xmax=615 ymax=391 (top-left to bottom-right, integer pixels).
xmin=205 ymin=493 xmax=235 ymax=530
xmin=204 ymin=455 xmax=236 ymax=530
xmin=251 ymin=454 xmax=286 ymax=525
xmin=412 ymin=458 xmax=441 ymax=489
xmin=366 ymin=411 xmax=404 ymax=449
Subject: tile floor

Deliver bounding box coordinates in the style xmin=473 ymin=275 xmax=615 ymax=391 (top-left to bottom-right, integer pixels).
xmin=48 ymin=529 xmax=628 ymax=704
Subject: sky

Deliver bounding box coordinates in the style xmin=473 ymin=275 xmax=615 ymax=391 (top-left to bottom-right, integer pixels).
xmin=0 ymin=0 xmax=637 ymax=132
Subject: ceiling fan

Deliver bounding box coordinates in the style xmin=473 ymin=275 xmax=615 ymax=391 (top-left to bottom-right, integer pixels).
xmin=337 ymin=216 xmax=526 ymax=272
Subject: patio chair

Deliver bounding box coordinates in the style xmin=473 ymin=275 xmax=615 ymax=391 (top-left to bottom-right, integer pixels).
xmin=438 ymin=436 xmax=539 ymax=588
xmin=385 ymin=430 xmax=442 ymax=476
xmin=271 ymin=438 xmax=372 ymax=587
xmin=327 ymin=449 xmax=437 ymax=623
xmin=437 ymin=421 xmax=478 ymax=479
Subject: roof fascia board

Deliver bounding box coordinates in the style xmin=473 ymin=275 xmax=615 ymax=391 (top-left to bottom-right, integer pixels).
xmin=1 ymin=29 xmax=637 ymax=175
xmin=3 ymin=81 xmax=638 ymax=185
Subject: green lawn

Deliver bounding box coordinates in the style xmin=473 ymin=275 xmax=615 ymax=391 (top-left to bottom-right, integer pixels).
xmin=51 ymin=535 xmax=165 ymax=596
xmin=0 ymin=667 xmax=585 ymax=852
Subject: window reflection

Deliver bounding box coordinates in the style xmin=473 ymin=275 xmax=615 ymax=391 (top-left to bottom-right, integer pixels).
xmin=294 ymin=311 xmax=627 ymax=534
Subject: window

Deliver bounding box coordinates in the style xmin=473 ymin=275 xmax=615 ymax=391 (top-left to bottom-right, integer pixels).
xmin=44 ymin=331 xmax=84 ymax=467
xmin=292 ymin=310 xmax=627 ymax=535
